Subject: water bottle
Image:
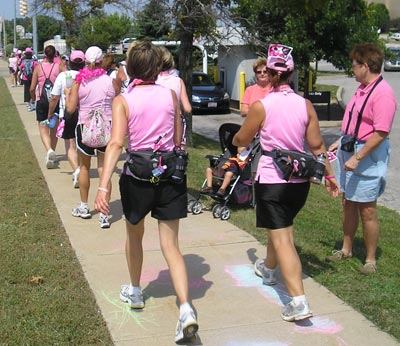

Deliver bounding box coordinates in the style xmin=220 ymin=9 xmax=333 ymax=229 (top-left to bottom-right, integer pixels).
xmin=65 ymin=73 xmax=73 ymax=88
xmin=310 ymin=153 xmax=326 ymax=185
xmin=152 ymin=165 xmax=167 ymax=178
xmin=41 ymin=113 xmax=58 ymax=129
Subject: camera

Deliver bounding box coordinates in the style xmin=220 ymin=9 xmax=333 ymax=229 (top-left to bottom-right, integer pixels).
xmin=171 ymin=149 xmax=189 ymax=183
xmin=310 ymin=153 xmax=326 ymax=185
xmin=340 ymin=135 xmax=356 ymax=152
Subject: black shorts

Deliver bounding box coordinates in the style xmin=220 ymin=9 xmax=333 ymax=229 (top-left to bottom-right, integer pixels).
xmin=119 ymin=173 xmax=187 ymax=225
xmin=36 ymin=100 xmax=60 ymax=122
xmin=61 ymin=111 xmax=78 ymax=139
xmin=75 ymin=124 xmax=107 ymax=156
xmin=255 ymin=182 xmax=310 ymax=230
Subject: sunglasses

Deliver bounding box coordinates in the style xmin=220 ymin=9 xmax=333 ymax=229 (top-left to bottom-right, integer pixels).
xmin=256 ymin=70 xmax=268 ymax=75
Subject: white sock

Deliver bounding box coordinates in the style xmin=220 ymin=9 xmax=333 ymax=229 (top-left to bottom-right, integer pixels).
xmin=80 ymin=202 xmax=88 ymax=208
xmin=179 ymin=302 xmax=192 ymax=316
xmin=292 ymin=295 xmax=307 ymax=305
xmin=74 ymin=167 xmax=80 ymax=175
xmin=129 ymin=284 xmax=141 ymax=295
xmin=47 ymin=148 xmax=54 ymax=154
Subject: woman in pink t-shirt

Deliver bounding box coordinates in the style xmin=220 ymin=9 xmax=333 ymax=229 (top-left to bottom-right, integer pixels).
xmin=233 ymin=44 xmax=338 ymax=322
xmin=326 ymin=43 xmax=397 ymax=275
xmin=240 ymin=57 xmax=272 ymax=117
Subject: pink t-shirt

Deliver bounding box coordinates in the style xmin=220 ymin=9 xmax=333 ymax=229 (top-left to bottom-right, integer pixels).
xmin=257 ymin=86 xmax=308 ymax=184
xmin=156 ymin=73 xmax=182 ymax=104
xmin=123 ymin=84 xmax=175 ymax=152
xmin=36 ymin=62 xmax=60 ymax=101
xmin=241 ymin=83 xmax=272 ymax=107
xmin=19 ymin=59 xmax=38 ymax=81
xmin=77 ymin=74 xmax=115 ymax=124
xmin=341 ymin=74 xmax=396 ymax=141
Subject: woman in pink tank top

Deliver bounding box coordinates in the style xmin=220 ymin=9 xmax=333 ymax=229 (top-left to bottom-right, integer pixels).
xmin=94 ymin=41 xmax=198 ymax=343
xmin=233 ymin=44 xmax=339 ymax=322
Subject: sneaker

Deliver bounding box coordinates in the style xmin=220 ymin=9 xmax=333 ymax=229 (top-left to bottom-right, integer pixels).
xmin=325 ymin=250 xmax=352 ymax=262
xmin=45 ymin=149 xmax=57 ymax=169
xmin=99 ymin=213 xmax=110 ymax=229
xmin=119 ymin=284 xmax=145 ymax=309
xmin=281 ymin=300 xmax=313 ymax=322
xmin=360 ymin=262 xmax=377 ymax=275
xmin=175 ymin=309 xmax=199 ymax=343
xmin=72 ymin=169 xmax=80 ymax=189
xmin=71 ymin=205 xmax=92 ymax=219
xmin=254 ymin=259 xmax=277 ymax=285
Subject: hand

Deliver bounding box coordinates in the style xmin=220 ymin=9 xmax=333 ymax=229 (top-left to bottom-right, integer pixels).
xmin=325 ymin=177 xmax=340 ymax=198
xmin=94 ymin=189 xmax=110 ymax=215
xmin=344 ymin=156 xmax=359 ymax=172
xmin=328 ymin=140 xmax=339 ymax=154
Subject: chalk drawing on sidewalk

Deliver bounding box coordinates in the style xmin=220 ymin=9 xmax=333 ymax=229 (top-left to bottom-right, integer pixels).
xmin=225 ymin=341 xmax=289 ymax=346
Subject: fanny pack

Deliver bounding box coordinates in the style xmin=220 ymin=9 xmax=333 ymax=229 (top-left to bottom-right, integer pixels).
xmin=263 ymin=149 xmax=316 ymax=181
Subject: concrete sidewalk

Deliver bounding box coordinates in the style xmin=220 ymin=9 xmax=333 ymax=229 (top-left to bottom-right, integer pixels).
xmin=2 ymin=61 xmax=398 ymax=346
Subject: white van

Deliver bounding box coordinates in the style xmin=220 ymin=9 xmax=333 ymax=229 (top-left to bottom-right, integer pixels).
xmin=121 ymin=38 xmax=136 ymax=54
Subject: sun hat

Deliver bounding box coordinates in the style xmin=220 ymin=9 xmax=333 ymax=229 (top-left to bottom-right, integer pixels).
xmin=85 ymin=46 xmax=103 ymax=64
xmin=70 ymin=50 xmax=85 ymax=63
xmin=267 ymin=44 xmax=294 ymax=72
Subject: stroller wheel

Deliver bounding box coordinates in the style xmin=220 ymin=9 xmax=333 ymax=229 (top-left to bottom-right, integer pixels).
xmin=187 ymin=200 xmax=196 ymax=212
xmin=212 ymin=204 xmax=222 ymax=218
xmin=220 ymin=206 xmax=231 ymax=221
xmin=191 ymin=201 xmax=203 ymax=215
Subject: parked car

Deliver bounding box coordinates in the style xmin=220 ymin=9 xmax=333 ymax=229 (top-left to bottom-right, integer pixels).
xmin=121 ymin=37 xmax=136 ymax=54
xmin=389 ymin=32 xmax=400 ymax=41
xmin=192 ymin=71 xmax=230 ymax=113
xmin=384 ymin=46 xmax=400 ymax=71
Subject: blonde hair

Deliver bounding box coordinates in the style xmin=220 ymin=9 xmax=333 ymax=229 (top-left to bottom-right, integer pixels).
xmin=252 ymin=57 xmax=267 ymax=73
xmin=159 ymin=46 xmax=175 ymax=71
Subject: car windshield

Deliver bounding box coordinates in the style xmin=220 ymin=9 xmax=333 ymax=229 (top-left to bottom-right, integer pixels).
xmin=387 ymin=49 xmax=400 ymax=61
xmin=193 ymin=73 xmax=215 ymax=86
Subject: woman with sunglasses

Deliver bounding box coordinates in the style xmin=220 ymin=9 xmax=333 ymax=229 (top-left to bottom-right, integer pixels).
xmin=240 ymin=57 xmax=272 ymax=117
xmin=233 ymin=44 xmax=339 ymax=322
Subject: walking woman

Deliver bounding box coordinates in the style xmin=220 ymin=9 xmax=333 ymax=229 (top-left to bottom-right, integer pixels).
xmin=233 ymin=44 xmax=339 ymax=322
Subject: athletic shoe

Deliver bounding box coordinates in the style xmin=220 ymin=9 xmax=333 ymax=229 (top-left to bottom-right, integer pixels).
xmin=71 ymin=205 xmax=91 ymax=219
xmin=99 ymin=213 xmax=110 ymax=229
xmin=175 ymin=309 xmax=199 ymax=343
xmin=254 ymin=258 xmax=277 ymax=285
xmin=45 ymin=149 xmax=57 ymax=169
xmin=281 ymin=301 xmax=313 ymax=322
xmin=361 ymin=262 xmax=377 ymax=275
xmin=72 ymin=169 xmax=80 ymax=189
xmin=325 ymin=250 xmax=352 ymax=262
xmin=119 ymin=284 xmax=145 ymax=309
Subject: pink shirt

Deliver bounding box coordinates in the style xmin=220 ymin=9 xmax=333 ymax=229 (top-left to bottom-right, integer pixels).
xmin=156 ymin=73 xmax=182 ymax=104
xmin=341 ymin=74 xmax=396 ymax=141
xmin=241 ymin=83 xmax=272 ymax=106
xmin=257 ymin=86 xmax=308 ymax=184
xmin=36 ymin=62 xmax=60 ymax=101
xmin=19 ymin=59 xmax=38 ymax=81
xmin=77 ymin=74 xmax=115 ymax=124
xmin=123 ymin=84 xmax=175 ymax=152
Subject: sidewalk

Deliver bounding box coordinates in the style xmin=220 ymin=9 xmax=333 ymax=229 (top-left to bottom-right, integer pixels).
xmin=3 ymin=61 xmax=398 ymax=346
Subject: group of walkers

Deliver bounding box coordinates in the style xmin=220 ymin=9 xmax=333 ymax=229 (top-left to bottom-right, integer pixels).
xmin=13 ymin=39 xmax=396 ymax=343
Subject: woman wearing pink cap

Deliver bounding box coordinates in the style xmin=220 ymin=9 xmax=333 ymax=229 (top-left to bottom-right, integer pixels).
xmin=233 ymin=44 xmax=339 ymax=322
xmin=66 ymin=46 xmax=120 ymax=229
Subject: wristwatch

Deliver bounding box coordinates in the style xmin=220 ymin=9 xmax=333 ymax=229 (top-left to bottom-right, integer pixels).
xmin=355 ymin=153 xmax=362 ymax=161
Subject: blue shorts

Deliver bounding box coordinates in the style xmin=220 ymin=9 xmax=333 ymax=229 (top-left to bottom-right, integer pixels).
xmin=336 ymin=136 xmax=390 ymax=202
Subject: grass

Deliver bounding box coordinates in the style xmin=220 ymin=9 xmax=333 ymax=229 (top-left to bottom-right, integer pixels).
xmin=1 ymin=77 xmax=399 ymax=343
xmin=0 ymin=78 xmax=113 ymax=345
xmin=187 ymin=133 xmax=400 ymax=341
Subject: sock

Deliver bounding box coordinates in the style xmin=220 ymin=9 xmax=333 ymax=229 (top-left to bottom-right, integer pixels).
xmin=80 ymin=201 xmax=88 ymax=209
xmin=179 ymin=302 xmax=192 ymax=316
xmin=292 ymin=295 xmax=307 ymax=305
xmin=129 ymin=284 xmax=141 ymax=295
xmin=74 ymin=167 xmax=80 ymax=175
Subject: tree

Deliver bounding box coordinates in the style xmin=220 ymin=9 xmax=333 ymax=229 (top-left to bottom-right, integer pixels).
xmin=366 ymin=2 xmax=390 ymax=32
xmin=36 ymin=15 xmax=63 ymax=51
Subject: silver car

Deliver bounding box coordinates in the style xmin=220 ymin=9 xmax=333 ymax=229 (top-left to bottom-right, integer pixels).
xmin=384 ymin=46 xmax=400 ymax=71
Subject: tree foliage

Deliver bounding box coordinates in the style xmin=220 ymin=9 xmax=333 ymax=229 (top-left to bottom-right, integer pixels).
xmin=366 ymin=2 xmax=390 ymax=32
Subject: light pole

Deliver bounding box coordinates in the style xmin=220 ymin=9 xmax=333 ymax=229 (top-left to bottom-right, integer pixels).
xmin=14 ymin=0 xmax=17 ymax=48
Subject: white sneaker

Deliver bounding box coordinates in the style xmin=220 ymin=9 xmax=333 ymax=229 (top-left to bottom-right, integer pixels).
xmin=45 ymin=149 xmax=57 ymax=169
xmin=72 ymin=205 xmax=91 ymax=219
xmin=254 ymin=258 xmax=277 ymax=285
xmin=119 ymin=284 xmax=145 ymax=309
xmin=99 ymin=213 xmax=110 ymax=229
xmin=72 ymin=168 xmax=80 ymax=189
xmin=175 ymin=308 xmax=199 ymax=343
xmin=281 ymin=300 xmax=313 ymax=322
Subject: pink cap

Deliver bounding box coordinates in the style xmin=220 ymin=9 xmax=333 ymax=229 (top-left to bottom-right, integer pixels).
xmin=70 ymin=50 xmax=85 ymax=63
xmin=267 ymin=44 xmax=294 ymax=72
xmin=24 ymin=47 xmax=33 ymax=53
xmin=85 ymin=46 xmax=103 ymax=64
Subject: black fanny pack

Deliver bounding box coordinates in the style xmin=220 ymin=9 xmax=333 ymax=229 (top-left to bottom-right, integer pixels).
xmin=263 ymin=149 xmax=316 ymax=181
xmin=124 ymin=149 xmax=188 ymax=184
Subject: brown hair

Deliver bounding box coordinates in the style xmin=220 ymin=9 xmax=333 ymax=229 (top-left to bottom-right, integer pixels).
xmin=102 ymin=53 xmax=115 ymax=71
xmin=350 ymin=43 xmax=383 ymax=74
xmin=126 ymin=41 xmax=162 ymax=81
xmin=267 ymin=69 xmax=292 ymax=88
xmin=44 ymin=45 xmax=56 ymax=63
xmin=252 ymin=57 xmax=267 ymax=73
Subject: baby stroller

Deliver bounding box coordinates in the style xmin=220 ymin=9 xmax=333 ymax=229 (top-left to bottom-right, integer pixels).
xmin=188 ymin=123 xmax=260 ymax=220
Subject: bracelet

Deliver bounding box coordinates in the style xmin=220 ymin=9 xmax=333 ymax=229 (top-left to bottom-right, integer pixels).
xmin=98 ymin=187 xmax=109 ymax=193
xmin=325 ymin=175 xmax=335 ymax=180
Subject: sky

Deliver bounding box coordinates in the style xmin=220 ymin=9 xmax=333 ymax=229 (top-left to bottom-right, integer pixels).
xmin=0 ymin=0 xmax=19 ymax=21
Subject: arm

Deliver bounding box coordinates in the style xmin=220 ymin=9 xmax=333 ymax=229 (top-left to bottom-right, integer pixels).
xmin=240 ymin=103 xmax=249 ymax=117
xmin=171 ymin=90 xmax=182 ymax=147
xmin=179 ymin=79 xmax=192 ymax=117
xmin=94 ymin=95 xmax=128 ymax=215
xmin=233 ymin=100 xmax=265 ymax=147
xmin=65 ymin=80 xmax=79 ymax=114
xmin=29 ymin=65 xmax=39 ymax=104
xmin=305 ymin=100 xmax=339 ymax=197
xmin=48 ymin=95 xmax=61 ymax=120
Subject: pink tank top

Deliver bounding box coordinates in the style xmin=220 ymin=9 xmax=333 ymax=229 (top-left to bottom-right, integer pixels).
xmin=122 ymin=84 xmax=175 ymax=152
xmin=36 ymin=62 xmax=59 ymax=101
xmin=257 ymin=86 xmax=308 ymax=183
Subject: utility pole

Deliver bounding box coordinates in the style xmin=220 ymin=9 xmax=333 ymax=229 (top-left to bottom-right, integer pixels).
xmin=14 ymin=0 xmax=17 ymax=48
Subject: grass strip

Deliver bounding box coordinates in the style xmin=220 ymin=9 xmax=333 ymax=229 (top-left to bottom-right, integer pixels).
xmin=0 ymin=78 xmax=113 ymax=345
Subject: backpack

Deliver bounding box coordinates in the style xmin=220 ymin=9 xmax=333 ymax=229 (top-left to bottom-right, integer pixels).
xmin=23 ymin=59 xmax=33 ymax=80
xmin=80 ymin=108 xmax=111 ymax=148
xmin=38 ymin=63 xmax=55 ymax=107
